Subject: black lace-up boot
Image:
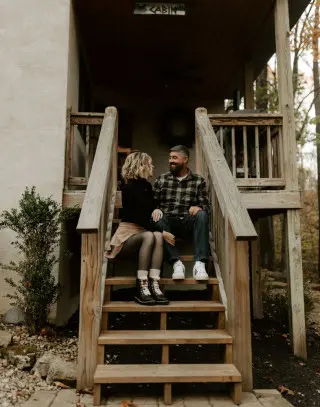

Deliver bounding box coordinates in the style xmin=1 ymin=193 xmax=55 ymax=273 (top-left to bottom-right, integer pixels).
xmin=134 ymin=278 xmax=156 ymax=305
xmin=149 ymin=278 xmax=169 ymax=305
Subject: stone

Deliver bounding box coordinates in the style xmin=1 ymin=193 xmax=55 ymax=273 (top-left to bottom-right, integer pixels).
xmin=0 ymin=331 xmax=12 ymax=348
xmin=6 ymin=346 xmax=37 ymax=370
xmin=46 ymin=357 xmax=76 ymax=384
xmin=258 ymin=396 xmax=294 ymax=407
xmin=2 ymin=307 xmax=25 ymax=325
xmin=240 ymin=392 xmax=259 ymax=404
xmin=254 ymin=389 xmax=282 ymax=399
xmin=20 ymin=390 xmax=57 ymax=407
xmin=52 ymin=389 xmax=78 ymax=404
xmin=32 ymin=353 xmax=55 ymax=378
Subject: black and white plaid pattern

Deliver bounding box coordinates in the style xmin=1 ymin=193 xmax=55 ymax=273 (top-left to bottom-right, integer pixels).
xmin=153 ymin=171 xmax=210 ymax=216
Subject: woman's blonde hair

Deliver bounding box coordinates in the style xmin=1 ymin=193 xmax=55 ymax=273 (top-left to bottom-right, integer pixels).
xmin=121 ymin=152 xmax=153 ymax=183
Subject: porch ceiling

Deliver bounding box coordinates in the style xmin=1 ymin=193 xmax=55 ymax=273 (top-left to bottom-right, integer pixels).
xmin=74 ymin=0 xmax=309 ymax=102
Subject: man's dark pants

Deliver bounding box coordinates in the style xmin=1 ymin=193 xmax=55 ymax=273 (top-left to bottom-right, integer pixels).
xmin=152 ymin=211 xmax=210 ymax=264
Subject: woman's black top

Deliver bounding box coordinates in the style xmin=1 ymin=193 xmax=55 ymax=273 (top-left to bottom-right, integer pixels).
xmin=121 ymin=178 xmax=156 ymax=230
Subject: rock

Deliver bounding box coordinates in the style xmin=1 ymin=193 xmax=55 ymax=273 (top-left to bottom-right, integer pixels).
xmin=4 ymin=345 xmax=37 ymax=370
xmin=0 ymin=331 xmax=12 ymax=348
xmin=7 ymin=352 xmax=36 ymax=370
xmin=32 ymin=353 xmax=55 ymax=378
xmin=46 ymin=358 xmax=76 ymax=384
xmin=2 ymin=307 xmax=25 ymax=325
xmin=32 ymin=352 xmax=76 ymax=384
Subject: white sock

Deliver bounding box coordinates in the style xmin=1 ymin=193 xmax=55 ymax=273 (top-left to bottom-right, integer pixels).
xmin=137 ymin=270 xmax=148 ymax=280
xmin=149 ymin=269 xmax=161 ymax=280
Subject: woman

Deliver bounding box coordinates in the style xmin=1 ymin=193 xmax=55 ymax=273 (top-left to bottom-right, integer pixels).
xmin=105 ymin=152 xmax=174 ymax=306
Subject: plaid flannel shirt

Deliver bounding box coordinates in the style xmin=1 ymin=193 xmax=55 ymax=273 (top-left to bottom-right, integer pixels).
xmin=153 ymin=171 xmax=210 ymax=217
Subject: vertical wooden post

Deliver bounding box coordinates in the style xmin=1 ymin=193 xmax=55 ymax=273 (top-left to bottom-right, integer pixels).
xmin=227 ymin=223 xmax=252 ymax=391
xmin=251 ymin=222 xmax=263 ymax=319
xmin=275 ymin=0 xmax=307 ymax=359
xmin=64 ymin=108 xmax=72 ymax=190
xmin=77 ymin=233 xmax=102 ymax=390
xmin=244 ymin=62 xmax=254 ymax=109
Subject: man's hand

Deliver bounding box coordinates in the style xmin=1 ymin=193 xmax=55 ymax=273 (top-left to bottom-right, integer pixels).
xmin=163 ymin=231 xmax=175 ymax=246
xmin=189 ymin=206 xmax=202 ymax=217
xmin=152 ymin=209 xmax=163 ymax=222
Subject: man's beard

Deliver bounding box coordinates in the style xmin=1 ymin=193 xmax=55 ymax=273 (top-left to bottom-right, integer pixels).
xmin=170 ymin=163 xmax=184 ymax=175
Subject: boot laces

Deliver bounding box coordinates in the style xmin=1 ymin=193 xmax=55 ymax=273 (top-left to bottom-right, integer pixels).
xmin=140 ymin=279 xmax=151 ymax=295
xmin=152 ymin=279 xmax=162 ymax=295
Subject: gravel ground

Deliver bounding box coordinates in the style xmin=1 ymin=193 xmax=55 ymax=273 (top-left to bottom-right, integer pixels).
xmin=0 ymin=322 xmax=78 ymax=407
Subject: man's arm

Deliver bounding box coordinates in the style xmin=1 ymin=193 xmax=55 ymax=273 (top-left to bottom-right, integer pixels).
xmin=197 ymin=178 xmax=211 ymax=213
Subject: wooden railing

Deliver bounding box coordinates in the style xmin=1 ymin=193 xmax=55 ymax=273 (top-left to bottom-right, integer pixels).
xmin=64 ymin=111 xmax=104 ymax=189
xmin=195 ymin=108 xmax=257 ymax=391
xmin=76 ymin=107 xmax=118 ymax=390
xmin=209 ymin=113 xmax=284 ymax=189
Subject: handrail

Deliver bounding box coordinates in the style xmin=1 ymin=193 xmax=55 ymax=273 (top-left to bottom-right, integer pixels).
xmin=195 ymin=108 xmax=257 ymax=240
xmin=76 ymin=107 xmax=118 ymax=391
xmin=77 ymin=107 xmax=117 ymax=232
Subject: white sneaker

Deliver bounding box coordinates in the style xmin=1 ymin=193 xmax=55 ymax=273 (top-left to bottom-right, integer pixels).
xmin=172 ymin=260 xmax=185 ymax=280
xmin=193 ymin=261 xmax=209 ymax=280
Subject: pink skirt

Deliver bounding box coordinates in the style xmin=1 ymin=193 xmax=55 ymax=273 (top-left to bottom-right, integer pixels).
xmin=105 ymin=222 xmax=146 ymax=259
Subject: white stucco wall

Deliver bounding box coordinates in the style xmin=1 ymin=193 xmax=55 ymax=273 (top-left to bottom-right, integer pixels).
xmin=0 ymin=0 xmax=74 ymax=314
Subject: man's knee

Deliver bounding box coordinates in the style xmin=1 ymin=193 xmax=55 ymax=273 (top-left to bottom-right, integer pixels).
xmin=153 ymin=215 xmax=169 ymax=231
xmin=194 ymin=210 xmax=208 ymax=223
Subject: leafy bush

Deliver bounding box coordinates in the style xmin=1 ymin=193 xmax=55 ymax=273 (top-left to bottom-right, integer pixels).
xmin=0 ymin=187 xmax=76 ymax=334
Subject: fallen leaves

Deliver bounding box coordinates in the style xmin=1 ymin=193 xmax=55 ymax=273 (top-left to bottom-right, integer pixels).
xmin=279 ymin=385 xmax=295 ymax=396
xmin=54 ymin=381 xmax=70 ymax=389
xmin=120 ymin=401 xmax=137 ymax=407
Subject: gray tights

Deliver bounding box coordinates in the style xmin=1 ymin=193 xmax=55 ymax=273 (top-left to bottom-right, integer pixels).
xmin=120 ymin=231 xmax=163 ymax=270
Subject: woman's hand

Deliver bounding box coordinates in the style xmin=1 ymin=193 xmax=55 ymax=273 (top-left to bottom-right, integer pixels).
xmin=163 ymin=231 xmax=175 ymax=246
xmin=152 ymin=209 xmax=163 ymax=222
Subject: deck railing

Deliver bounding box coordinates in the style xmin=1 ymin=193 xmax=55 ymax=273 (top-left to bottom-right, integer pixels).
xmin=209 ymin=113 xmax=284 ymax=189
xmin=64 ymin=111 xmax=104 ymax=189
xmin=76 ymin=107 xmax=118 ymax=390
xmin=195 ymin=108 xmax=257 ymax=391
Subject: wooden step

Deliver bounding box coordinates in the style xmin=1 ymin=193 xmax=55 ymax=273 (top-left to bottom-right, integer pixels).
xmin=102 ymin=300 xmax=224 ymax=313
xmin=94 ymin=363 xmax=241 ymax=384
xmin=105 ymin=277 xmax=218 ymax=286
xmin=98 ymin=329 xmax=232 ymax=345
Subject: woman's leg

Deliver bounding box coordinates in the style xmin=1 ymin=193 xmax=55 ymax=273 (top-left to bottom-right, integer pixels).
xmin=121 ymin=231 xmax=155 ymax=272
xmin=120 ymin=231 xmax=156 ymax=305
xmin=149 ymin=232 xmax=169 ymax=305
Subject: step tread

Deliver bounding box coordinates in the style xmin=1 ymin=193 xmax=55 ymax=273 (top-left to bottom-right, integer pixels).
xmin=105 ymin=277 xmax=218 ymax=286
xmin=103 ymin=301 xmax=224 ymax=312
xmin=94 ymin=363 xmax=241 ymax=384
xmin=98 ymin=329 xmax=232 ymax=344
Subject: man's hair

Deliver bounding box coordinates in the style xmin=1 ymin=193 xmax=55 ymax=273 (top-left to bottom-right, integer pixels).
xmin=170 ymin=145 xmax=190 ymax=159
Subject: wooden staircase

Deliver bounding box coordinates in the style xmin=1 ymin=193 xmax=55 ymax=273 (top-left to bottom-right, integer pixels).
xmin=75 ymin=107 xmax=257 ymax=406
xmin=93 ymin=260 xmax=242 ymax=405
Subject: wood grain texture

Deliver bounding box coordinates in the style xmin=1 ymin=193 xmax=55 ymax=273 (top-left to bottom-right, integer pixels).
xmin=209 ymin=114 xmax=283 ymax=126
xmin=105 ymin=277 xmax=218 ymax=286
xmin=275 ymin=0 xmax=298 ymax=190
xmin=242 ymin=191 xmax=301 ymax=209
xmin=103 ymin=301 xmax=224 ymax=313
xmin=195 ymin=108 xmax=257 ymax=240
xmin=94 ymin=364 xmax=242 ymax=384
xmin=285 ymin=210 xmax=307 ymax=359
xmin=76 ymin=233 xmax=101 ymax=390
xmin=77 ymin=107 xmax=118 ymax=232
xmin=98 ymin=330 xmax=233 ymax=345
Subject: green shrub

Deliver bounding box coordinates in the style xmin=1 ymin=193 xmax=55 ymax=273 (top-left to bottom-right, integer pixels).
xmin=0 ymin=187 xmax=76 ymax=334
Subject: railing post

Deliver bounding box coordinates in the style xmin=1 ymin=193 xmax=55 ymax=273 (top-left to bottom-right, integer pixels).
xmin=275 ymin=0 xmax=306 ymax=360
xmin=77 ymin=232 xmax=101 ymax=390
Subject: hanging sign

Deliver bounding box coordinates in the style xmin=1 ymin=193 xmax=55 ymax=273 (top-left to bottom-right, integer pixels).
xmin=134 ymin=3 xmax=186 ymax=16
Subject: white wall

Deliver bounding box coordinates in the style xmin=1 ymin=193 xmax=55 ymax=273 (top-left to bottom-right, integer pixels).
xmin=0 ymin=0 xmax=73 ymax=314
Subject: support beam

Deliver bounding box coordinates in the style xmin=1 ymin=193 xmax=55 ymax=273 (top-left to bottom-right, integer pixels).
xmin=274 ymin=0 xmax=298 ymax=190
xmin=285 ymin=210 xmax=307 ymax=359
xmin=275 ymin=0 xmax=306 ymax=359
xmin=244 ymin=62 xmax=254 ymax=109
xmin=251 ymin=222 xmax=263 ymax=319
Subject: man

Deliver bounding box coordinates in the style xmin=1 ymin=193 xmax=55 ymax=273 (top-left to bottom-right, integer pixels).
xmin=152 ymin=145 xmax=210 ymax=281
